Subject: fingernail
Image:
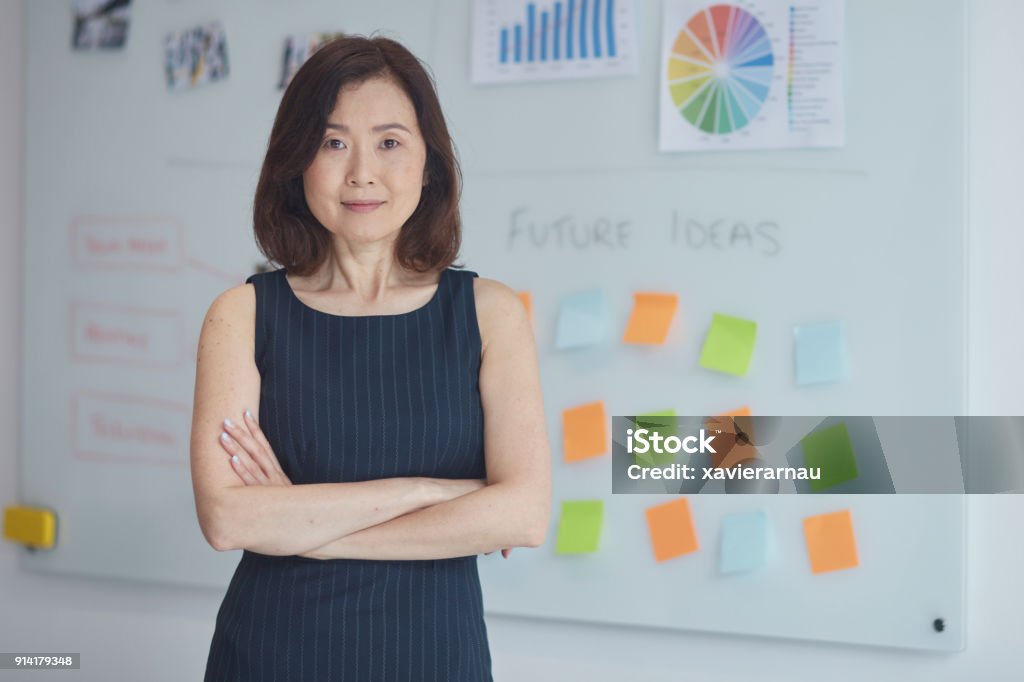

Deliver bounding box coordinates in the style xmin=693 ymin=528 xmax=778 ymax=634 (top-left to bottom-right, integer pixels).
xmin=231 ymin=455 xmax=239 ymax=465
xmin=223 ymin=418 xmax=234 ymax=429
xmin=220 ymin=432 xmax=231 ymax=443
xmin=244 ymin=409 xmax=254 ymax=421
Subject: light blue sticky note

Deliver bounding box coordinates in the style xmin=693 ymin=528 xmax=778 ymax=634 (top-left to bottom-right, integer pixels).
xmin=794 ymin=321 xmax=848 ymax=386
xmin=719 ymin=510 xmax=769 ymax=575
xmin=555 ymin=290 xmax=609 ymax=350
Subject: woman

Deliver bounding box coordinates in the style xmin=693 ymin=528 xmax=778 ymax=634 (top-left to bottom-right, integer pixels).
xmin=189 ymin=35 xmax=551 ymax=681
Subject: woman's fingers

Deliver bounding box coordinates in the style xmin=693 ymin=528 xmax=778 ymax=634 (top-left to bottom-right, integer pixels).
xmin=230 ymin=454 xmax=259 ymax=484
xmin=484 ymin=549 xmax=513 ymax=558
xmin=227 ymin=415 xmax=279 ymax=478
xmin=222 ymin=417 xmax=283 ymax=482
xmin=220 ymin=432 xmax=264 ymax=485
xmin=243 ymin=409 xmax=284 ymax=474
xmin=220 ymin=428 xmax=264 ymax=481
xmin=218 ymin=417 xmax=292 ymax=486
xmin=222 ymin=418 xmax=269 ymax=470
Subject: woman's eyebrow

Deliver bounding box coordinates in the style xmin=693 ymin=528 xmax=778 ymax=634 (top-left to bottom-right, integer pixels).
xmin=325 ymin=122 xmax=412 ymax=133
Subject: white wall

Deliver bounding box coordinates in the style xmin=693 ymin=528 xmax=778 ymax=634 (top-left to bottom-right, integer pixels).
xmin=1 ymin=1 xmax=1021 ymax=680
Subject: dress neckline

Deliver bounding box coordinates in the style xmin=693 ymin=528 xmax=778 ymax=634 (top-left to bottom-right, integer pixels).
xmin=279 ymin=267 xmax=447 ymax=320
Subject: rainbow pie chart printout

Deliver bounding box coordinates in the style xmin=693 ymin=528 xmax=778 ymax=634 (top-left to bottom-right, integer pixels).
xmin=659 ymin=0 xmax=844 ymax=151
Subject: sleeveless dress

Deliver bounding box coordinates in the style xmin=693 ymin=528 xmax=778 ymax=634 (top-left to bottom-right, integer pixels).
xmin=203 ymin=266 xmax=492 ymax=681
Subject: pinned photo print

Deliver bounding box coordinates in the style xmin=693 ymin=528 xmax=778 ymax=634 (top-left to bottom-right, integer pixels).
xmin=72 ymin=0 xmax=132 ymax=50
xmin=164 ymin=22 xmax=229 ymax=92
xmin=279 ymin=33 xmax=344 ymax=89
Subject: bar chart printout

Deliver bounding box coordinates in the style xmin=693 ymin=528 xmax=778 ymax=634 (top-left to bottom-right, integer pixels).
xmin=658 ymin=0 xmax=844 ymax=151
xmin=472 ymin=0 xmax=638 ymax=83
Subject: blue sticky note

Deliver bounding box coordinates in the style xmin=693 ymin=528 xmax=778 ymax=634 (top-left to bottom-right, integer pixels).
xmin=555 ymin=290 xmax=609 ymax=350
xmin=794 ymin=321 xmax=848 ymax=386
xmin=719 ymin=510 xmax=769 ymax=575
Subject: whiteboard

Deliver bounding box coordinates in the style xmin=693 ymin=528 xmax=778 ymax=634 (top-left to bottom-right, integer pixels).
xmin=19 ymin=0 xmax=966 ymax=652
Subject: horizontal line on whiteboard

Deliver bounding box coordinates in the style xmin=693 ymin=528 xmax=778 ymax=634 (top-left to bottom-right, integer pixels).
xmin=165 ymin=157 xmax=868 ymax=178
xmin=165 ymin=157 xmax=260 ymax=171
xmin=464 ymin=165 xmax=869 ymax=178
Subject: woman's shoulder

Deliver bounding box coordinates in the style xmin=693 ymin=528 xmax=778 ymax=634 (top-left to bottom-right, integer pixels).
xmin=195 ymin=280 xmax=258 ymax=365
xmin=470 ymin=275 xmax=521 ymax=313
xmin=470 ymin=275 xmax=530 ymax=350
xmin=203 ymin=278 xmax=258 ymax=328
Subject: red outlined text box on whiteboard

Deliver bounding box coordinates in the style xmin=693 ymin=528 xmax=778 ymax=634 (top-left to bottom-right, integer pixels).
xmin=70 ymin=391 xmax=190 ymax=467
xmin=70 ymin=300 xmax=184 ymax=369
xmin=71 ymin=215 xmax=184 ymax=272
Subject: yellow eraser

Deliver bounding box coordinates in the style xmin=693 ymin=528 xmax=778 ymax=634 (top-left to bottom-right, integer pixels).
xmin=3 ymin=505 xmax=57 ymax=549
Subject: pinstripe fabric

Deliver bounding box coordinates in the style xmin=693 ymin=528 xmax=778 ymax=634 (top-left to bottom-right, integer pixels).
xmin=204 ymin=267 xmax=492 ymax=681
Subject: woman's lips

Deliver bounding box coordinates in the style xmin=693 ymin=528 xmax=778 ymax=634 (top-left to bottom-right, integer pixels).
xmin=343 ymin=201 xmax=383 ymax=213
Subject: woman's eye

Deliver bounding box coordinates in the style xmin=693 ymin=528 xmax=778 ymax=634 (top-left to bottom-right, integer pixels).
xmin=381 ymin=139 xmax=400 ymax=150
xmin=324 ymin=139 xmax=345 ymax=150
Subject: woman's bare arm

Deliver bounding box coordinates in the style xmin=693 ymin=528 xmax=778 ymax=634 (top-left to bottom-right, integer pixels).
xmin=190 ymin=283 xmax=480 ymax=556
xmin=300 ymin=277 xmax=552 ymax=560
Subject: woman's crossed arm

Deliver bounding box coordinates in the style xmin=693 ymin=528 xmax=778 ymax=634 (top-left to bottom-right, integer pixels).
xmin=217 ymin=278 xmax=552 ymax=560
xmin=190 ymin=284 xmax=483 ymax=557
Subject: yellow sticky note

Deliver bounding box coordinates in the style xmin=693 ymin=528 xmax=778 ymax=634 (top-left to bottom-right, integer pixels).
xmin=3 ymin=505 xmax=57 ymax=549
xmin=623 ymin=293 xmax=679 ymax=345
xmin=645 ymin=498 xmax=699 ymax=562
xmin=562 ymin=401 xmax=608 ymax=462
xmin=803 ymin=509 xmax=860 ymax=574
xmin=517 ymin=291 xmax=532 ymax=322
xmin=556 ymin=500 xmax=604 ymax=554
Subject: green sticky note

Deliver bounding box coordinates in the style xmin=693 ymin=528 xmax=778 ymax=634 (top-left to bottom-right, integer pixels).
xmin=801 ymin=422 xmax=860 ymax=491
xmin=556 ymin=500 xmax=604 ymax=554
xmin=700 ymin=313 xmax=758 ymax=376
xmin=632 ymin=448 xmax=656 ymax=467
xmin=636 ymin=410 xmax=677 ymax=436
xmin=634 ymin=410 xmax=677 ymax=467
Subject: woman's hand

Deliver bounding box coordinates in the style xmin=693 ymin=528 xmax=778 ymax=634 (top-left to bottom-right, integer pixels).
xmin=218 ymin=409 xmax=292 ymax=486
xmin=429 ymin=477 xmax=486 ymax=504
xmin=485 ymin=548 xmax=513 ymax=559
xmin=428 ymin=479 xmax=511 ymax=557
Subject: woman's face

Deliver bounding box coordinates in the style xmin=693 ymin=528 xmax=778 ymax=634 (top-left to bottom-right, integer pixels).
xmin=302 ymin=77 xmax=428 ymax=248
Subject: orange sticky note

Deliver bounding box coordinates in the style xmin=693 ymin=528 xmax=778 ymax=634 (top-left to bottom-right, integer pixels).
xmin=623 ymin=293 xmax=679 ymax=345
xmin=518 ymin=291 xmax=532 ymax=322
xmin=562 ymin=401 xmax=607 ymax=462
xmin=803 ymin=509 xmax=860 ymax=574
xmin=645 ymin=498 xmax=699 ymax=562
xmin=720 ymin=406 xmax=751 ymax=417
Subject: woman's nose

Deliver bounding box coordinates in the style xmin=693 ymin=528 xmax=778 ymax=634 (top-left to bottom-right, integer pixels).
xmin=345 ymin=149 xmax=376 ymax=186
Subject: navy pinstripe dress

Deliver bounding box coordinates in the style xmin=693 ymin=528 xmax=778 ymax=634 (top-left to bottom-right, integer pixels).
xmin=204 ymin=266 xmax=492 ymax=681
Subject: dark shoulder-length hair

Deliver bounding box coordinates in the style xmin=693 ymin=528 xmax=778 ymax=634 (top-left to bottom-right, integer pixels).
xmin=253 ymin=34 xmax=462 ymax=276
